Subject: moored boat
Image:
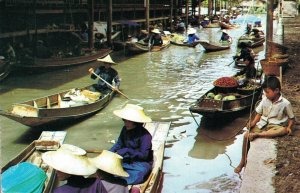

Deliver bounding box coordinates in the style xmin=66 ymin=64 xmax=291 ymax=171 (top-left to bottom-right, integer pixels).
xmin=238 ymin=34 xmax=265 ymax=48
xmin=199 ymin=40 xmax=232 ymax=52
xmin=219 ymin=22 xmax=240 ymax=29
xmin=126 ymin=36 xmax=171 ymax=55
xmin=131 ymin=121 xmax=171 ymax=193
xmin=189 ymin=83 xmax=262 ymax=118
xmin=13 ymin=49 xmax=112 ymax=71
xmin=0 ymin=85 xmax=116 ymax=127
xmin=200 ymin=22 xmax=220 ymax=28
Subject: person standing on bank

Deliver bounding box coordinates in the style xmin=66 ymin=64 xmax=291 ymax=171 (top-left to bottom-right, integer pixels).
xmin=89 ymin=54 xmax=120 ymax=94
xmin=110 ymin=104 xmax=153 ymax=185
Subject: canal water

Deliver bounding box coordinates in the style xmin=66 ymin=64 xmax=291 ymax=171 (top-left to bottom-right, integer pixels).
xmin=1 ymin=15 xmax=268 ymax=192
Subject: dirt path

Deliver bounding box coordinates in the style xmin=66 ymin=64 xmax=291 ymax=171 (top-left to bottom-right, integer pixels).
xmin=274 ymin=15 xmax=300 ymax=193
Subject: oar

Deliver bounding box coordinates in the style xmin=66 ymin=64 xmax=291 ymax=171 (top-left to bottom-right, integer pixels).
xmin=226 ymin=59 xmax=236 ymax=66
xmin=88 ymin=68 xmax=130 ymax=99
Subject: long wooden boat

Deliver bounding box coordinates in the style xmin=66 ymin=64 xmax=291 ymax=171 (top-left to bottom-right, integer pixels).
xmin=12 ymin=49 xmax=112 ymax=70
xmin=200 ymin=22 xmax=220 ymax=28
xmin=126 ymin=36 xmax=170 ymax=55
xmin=131 ymin=121 xmax=171 ymax=193
xmin=1 ymin=140 xmax=62 ymax=193
xmin=238 ymin=34 xmax=265 ymax=48
xmin=219 ymin=22 xmax=240 ymax=29
xmin=199 ymin=40 xmax=232 ymax=52
xmin=189 ymin=85 xmax=262 ymax=118
xmin=0 ymin=85 xmax=116 ymax=127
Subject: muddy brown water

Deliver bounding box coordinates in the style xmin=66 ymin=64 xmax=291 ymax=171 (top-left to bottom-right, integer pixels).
xmin=1 ymin=16 xmax=269 ymax=192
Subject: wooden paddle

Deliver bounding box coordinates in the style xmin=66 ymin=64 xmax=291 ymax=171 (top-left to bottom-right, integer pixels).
xmin=88 ymin=68 xmax=130 ymax=99
xmin=226 ymin=59 xmax=237 ymax=66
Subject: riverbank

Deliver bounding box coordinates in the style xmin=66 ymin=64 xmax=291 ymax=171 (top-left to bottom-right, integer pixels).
xmin=240 ymin=15 xmax=300 ymax=193
xmin=274 ymin=15 xmax=300 ymax=193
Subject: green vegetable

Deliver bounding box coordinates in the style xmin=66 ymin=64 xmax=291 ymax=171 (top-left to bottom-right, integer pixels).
xmin=206 ymin=92 xmax=215 ymax=99
xmin=214 ymin=94 xmax=222 ymax=100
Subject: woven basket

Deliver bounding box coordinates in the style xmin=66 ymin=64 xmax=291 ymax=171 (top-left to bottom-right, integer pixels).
xmin=260 ymin=58 xmax=288 ymax=76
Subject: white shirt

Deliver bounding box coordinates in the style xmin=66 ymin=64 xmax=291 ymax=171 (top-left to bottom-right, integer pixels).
xmin=255 ymin=95 xmax=294 ymax=129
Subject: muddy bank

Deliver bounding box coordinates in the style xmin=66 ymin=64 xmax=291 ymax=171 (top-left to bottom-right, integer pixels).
xmin=274 ymin=15 xmax=300 ymax=193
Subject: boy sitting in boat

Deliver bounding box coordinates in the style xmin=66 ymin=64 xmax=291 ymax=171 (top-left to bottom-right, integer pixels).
xmin=89 ymin=54 xmax=120 ymax=94
xmin=234 ymin=76 xmax=295 ymax=173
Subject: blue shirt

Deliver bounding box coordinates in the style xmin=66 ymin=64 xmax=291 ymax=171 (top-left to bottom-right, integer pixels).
xmin=187 ymin=34 xmax=199 ymax=44
xmin=110 ymin=125 xmax=153 ymax=163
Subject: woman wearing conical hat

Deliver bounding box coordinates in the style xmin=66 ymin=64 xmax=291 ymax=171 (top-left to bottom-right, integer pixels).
xmin=89 ymin=54 xmax=120 ymax=94
xmin=109 ymin=104 xmax=153 ymax=185
xmin=42 ymin=145 xmax=129 ymax=193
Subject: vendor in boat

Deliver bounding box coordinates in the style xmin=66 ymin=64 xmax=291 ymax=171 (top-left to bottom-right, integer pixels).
xmin=234 ymin=42 xmax=255 ymax=62
xmin=200 ymin=17 xmax=210 ymax=27
xmin=245 ymin=23 xmax=252 ymax=35
xmin=150 ymin=29 xmax=163 ymax=47
xmin=42 ymin=146 xmax=129 ymax=193
xmin=235 ymin=55 xmax=257 ymax=84
xmin=89 ymin=54 xmax=120 ymax=94
xmin=250 ymin=28 xmax=264 ymax=38
xmin=220 ymin=29 xmax=232 ymax=43
xmin=109 ymin=104 xmax=153 ymax=185
xmin=187 ymin=28 xmax=200 ymax=44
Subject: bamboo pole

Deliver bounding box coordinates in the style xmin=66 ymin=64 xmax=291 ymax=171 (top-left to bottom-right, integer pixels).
xmin=107 ymin=0 xmax=112 ymax=48
xmin=145 ymin=0 xmax=150 ymax=32
xmin=88 ymin=0 xmax=94 ymax=49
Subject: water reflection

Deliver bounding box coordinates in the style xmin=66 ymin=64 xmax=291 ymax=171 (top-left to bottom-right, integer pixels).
xmin=189 ymin=115 xmax=249 ymax=160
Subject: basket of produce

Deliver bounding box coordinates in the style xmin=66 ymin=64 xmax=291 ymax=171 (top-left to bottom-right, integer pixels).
xmin=213 ymin=77 xmax=238 ymax=93
xmin=260 ymin=58 xmax=289 ymax=76
xmin=237 ymin=82 xmax=262 ymax=95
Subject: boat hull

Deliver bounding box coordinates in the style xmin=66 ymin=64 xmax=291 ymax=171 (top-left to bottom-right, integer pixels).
xmin=189 ymin=87 xmax=262 ymax=118
xmin=13 ymin=49 xmax=112 ymax=70
xmin=0 ymin=85 xmax=115 ymax=127
xmin=199 ymin=41 xmax=231 ymax=52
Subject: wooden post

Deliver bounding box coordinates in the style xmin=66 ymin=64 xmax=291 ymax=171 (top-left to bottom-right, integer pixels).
xmin=186 ymin=0 xmax=189 ymax=30
xmin=265 ymin=0 xmax=273 ymax=58
xmin=170 ymin=0 xmax=174 ymax=31
xmin=107 ymin=0 xmax=112 ymax=48
xmin=145 ymin=0 xmax=150 ymax=32
xmin=198 ymin=0 xmax=201 ymax=24
xmin=88 ymin=0 xmax=94 ymax=49
xmin=208 ymin=0 xmax=212 ymax=17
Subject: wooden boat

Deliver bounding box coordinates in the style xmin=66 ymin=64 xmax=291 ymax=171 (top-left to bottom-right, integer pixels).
xmin=126 ymin=36 xmax=170 ymax=55
xmin=238 ymin=34 xmax=265 ymax=48
xmin=199 ymin=40 xmax=232 ymax=52
xmin=219 ymin=22 xmax=240 ymax=29
xmin=1 ymin=140 xmax=62 ymax=193
xmin=0 ymin=60 xmax=14 ymax=82
xmin=12 ymin=49 xmax=112 ymax=70
xmin=0 ymin=85 xmax=116 ymax=127
xmin=171 ymin=40 xmax=200 ymax=47
xmin=170 ymin=34 xmax=200 ymax=48
xmin=131 ymin=121 xmax=171 ymax=193
xmin=189 ymin=85 xmax=262 ymax=118
xmin=200 ymin=22 xmax=220 ymax=28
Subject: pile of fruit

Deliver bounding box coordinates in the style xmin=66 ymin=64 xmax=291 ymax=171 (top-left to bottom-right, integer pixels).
xmin=206 ymin=92 xmax=236 ymax=101
xmin=213 ymin=77 xmax=238 ymax=88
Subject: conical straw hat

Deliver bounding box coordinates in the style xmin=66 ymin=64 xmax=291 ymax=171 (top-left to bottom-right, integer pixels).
xmin=60 ymin=144 xmax=87 ymax=155
xmin=113 ymin=104 xmax=152 ymax=123
xmin=151 ymin=29 xmax=160 ymax=34
xmin=97 ymin=54 xmax=116 ymax=64
xmin=42 ymin=149 xmax=97 ymax=176
xmin=89 ymin=150 xmax=129 ymax=177
xmin=187 ymin=28 xmax=196 ymax=34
